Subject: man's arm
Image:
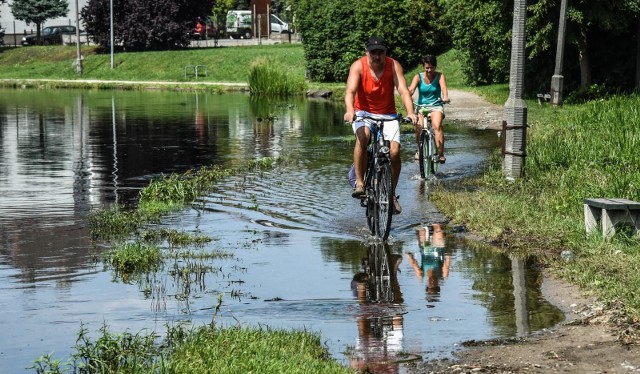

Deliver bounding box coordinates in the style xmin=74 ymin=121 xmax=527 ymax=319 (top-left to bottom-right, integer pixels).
xmin=344 ymin=60 xmax=361 ymax=123
xmin=392 ymin=60 xmax=417 ymax=124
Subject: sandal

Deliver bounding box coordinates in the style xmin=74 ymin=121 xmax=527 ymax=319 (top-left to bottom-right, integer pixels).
xmin=414 ymin=151 xmax=420 ymax=160
xmin=438 ymin=156 xmax=446 ymax=164
xmin=352 ymin=183 xmax=365 ymax=198
xmin=393 ymin=195 xmax=402 ymax=215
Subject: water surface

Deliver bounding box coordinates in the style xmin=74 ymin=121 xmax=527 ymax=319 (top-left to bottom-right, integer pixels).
xmin=0 ymin=89 xmax=563 ymax=372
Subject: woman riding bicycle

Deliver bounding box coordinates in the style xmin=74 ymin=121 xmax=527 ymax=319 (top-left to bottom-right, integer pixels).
xmin=408 ymin=54 xmax=450 ymax=164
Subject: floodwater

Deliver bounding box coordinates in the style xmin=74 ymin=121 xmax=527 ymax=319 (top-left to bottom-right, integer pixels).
xmin=0 ymin=88 xmax=564 ymax=373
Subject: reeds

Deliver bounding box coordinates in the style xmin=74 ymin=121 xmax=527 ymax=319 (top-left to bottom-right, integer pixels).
xmin=248 ymin=57 xmax=308 ymax=96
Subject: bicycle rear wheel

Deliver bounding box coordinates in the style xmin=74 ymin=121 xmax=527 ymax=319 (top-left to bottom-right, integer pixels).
xmin=375 ymin=162 xmax=394 ymax=240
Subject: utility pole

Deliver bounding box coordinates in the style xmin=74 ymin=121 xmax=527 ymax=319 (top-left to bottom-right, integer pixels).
xmin=502 ymin=0 xmax=528 ymax=179
xmin=74 ymin=0 xmax=83 ymax=74
xmin=550 ymin=0 xmax=568 ymax=106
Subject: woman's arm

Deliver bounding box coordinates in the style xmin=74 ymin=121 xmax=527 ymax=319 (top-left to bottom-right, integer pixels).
xmin=439 ymin=73 xmax=450 ymax=103
xmin=408 ymin=74 xmax=420 ymax=96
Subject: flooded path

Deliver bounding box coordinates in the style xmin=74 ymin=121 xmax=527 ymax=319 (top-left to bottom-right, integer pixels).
xmin=0 ymin=89 xmax=563 ymax=372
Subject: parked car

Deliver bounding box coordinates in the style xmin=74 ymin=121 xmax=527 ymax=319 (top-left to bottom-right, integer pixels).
xmin=189 ymin=17 xmax=218 ymax=40
xmin=21 ymin=25 xmax=77 ymax=46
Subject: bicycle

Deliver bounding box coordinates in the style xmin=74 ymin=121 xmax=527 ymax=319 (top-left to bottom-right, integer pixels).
xmin=362 ymin=242 xmax=393 ymax=303
xmin=353 ymin=114 xmax=409 ymax=240
xmin=415 ymin=100 xmax=447 ymax=179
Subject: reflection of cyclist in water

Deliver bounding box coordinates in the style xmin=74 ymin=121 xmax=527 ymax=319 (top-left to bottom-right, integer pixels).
xmin=350 ymin=243 xmax=404 ymax=372
xmin=406 ymin=223 xmax=450 ymax=298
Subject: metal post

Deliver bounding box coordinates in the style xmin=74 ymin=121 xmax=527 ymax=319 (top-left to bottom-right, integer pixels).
xmin=550 ymin=0 xmax=568 ymax=106
xmin=110 ymin=0 xmax=114 ymax=69
xmin=502 ymin=0 xmax=528 ymax=179
xmin=74 ymin=0 xmax=83 ymax=74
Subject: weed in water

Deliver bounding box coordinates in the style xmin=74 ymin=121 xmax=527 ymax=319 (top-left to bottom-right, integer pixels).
xmin=103 ymin=242 xmax=162 ymax=282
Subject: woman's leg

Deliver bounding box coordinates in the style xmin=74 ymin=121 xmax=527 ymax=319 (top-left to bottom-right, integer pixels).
xmin=431 ymin=111 xmax=445 ymax=159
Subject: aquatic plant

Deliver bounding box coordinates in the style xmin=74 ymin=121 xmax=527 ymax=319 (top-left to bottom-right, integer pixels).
xmin=90 ymin=158 xmax=278 ymax=241
xmin=141 ymin=228 xmax=213 ymax=247
xmin=103 ymin=242 xmax=162 ymax=281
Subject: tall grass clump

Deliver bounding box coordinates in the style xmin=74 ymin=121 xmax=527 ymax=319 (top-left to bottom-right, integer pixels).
xmin=431 ymin=94 xmax=640 ymax=318
xmin=248 ymin=57 xmax=308 ymax=96
xmin=166 ymin=325 xmax=352 ymax=374
xmin=32 ymin=323 xmax=353 ymax=374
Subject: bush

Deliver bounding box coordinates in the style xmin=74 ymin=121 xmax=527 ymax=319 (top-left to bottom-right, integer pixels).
xmin=81 ymin=0 xmax=215 ymax=51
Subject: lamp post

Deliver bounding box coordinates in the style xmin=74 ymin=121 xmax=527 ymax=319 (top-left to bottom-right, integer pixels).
xmin=550 ymin=0 xmax=568 ymax=106
xmin=110 ymin=0 xmax=114 ymax=69
xmin=74 ymin=0 xmax=82 ymax=74
xmin=502 ymin=0 xmax=528 ymax=179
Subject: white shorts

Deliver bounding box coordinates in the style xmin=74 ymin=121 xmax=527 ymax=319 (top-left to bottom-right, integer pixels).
xmin=352 ymin=110 xmax=401 ymax=144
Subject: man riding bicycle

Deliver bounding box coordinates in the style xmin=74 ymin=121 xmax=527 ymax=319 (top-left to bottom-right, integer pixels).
xmin=408 ymin=54 xmax=449 ymax=164
xmin=344 ymin=36 xmax=417 ymax=214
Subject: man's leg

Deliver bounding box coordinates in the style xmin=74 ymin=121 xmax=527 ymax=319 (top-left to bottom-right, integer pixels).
xmin=414 ymin=113 xmax=424 ymax=159
xmin=352 ymin=126 xmax=370 ymax=197
xmin=390 ymin=141 xmax=401 ymax=191
xmin=390 ymin=140 xmax=402 ymax=214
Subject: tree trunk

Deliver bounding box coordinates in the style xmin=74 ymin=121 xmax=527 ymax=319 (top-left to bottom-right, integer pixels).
xmin=578 ymin=28 xmax=592 ymax=88
xmin=36 ymin=23 xmax=42 ymax=45
xmin=636 ymin=19 xmax=640 ymax=92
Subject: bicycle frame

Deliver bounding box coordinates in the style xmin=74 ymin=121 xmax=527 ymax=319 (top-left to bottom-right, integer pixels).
xmin=415 ymin=103 xmax=440 ymax=178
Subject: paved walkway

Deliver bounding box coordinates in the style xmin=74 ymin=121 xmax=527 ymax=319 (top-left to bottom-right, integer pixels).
xmin=0 ymin=78 xmax=249 ymax=87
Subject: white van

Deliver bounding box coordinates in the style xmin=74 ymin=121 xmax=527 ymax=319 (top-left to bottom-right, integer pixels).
xmin=225 ymin=10 xmax=291 ymax=38
xmin=270 ymin=14 xmax=290 ymax=34
xmin=226 ymin=10 xmax=252 ymax=39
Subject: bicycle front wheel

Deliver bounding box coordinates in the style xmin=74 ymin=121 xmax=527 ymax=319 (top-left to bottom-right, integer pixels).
xmin=419 ymin=131 xmax=430 ymax=178
xmin=428 ymin=133 xmax=439 ymax=176
xmin=375 ymin=162 xmax=394 ymax=240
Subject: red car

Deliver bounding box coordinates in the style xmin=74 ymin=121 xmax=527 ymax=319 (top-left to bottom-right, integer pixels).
xmin=190 ymin=17 xmax=217 ymax=40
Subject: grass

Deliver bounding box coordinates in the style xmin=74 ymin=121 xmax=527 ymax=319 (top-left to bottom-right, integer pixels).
xmin=431 ymin=94 xmax=640 ymax=319
xmin=248 ymin=57 xmax=308 ymax=95
xmin=31 ymin=322 xmax=353 ymax=374
xmin=0 ymin=44 xmax=306 ymax=89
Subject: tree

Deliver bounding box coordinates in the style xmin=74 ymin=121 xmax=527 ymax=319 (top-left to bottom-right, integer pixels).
xmin=11 ymin=0 xmax=68 ymax=45
xmin=212 ymin=0 xmax=234 ymax=38
xmin=0 ymin=0 xmax=5 ymax=45
xmin=290 ymin=0 xmax=450 ymax=82
xmin=82 ymin=0 xmax=215 ymax=51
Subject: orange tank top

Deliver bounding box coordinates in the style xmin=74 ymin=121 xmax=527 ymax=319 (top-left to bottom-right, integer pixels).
xmin=354 ymin=56 xmax=396 ymax=114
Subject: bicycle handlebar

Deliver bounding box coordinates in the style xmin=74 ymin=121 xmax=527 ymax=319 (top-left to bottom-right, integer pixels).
xmin=352 ymin=114 xmax=412 ymax=123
